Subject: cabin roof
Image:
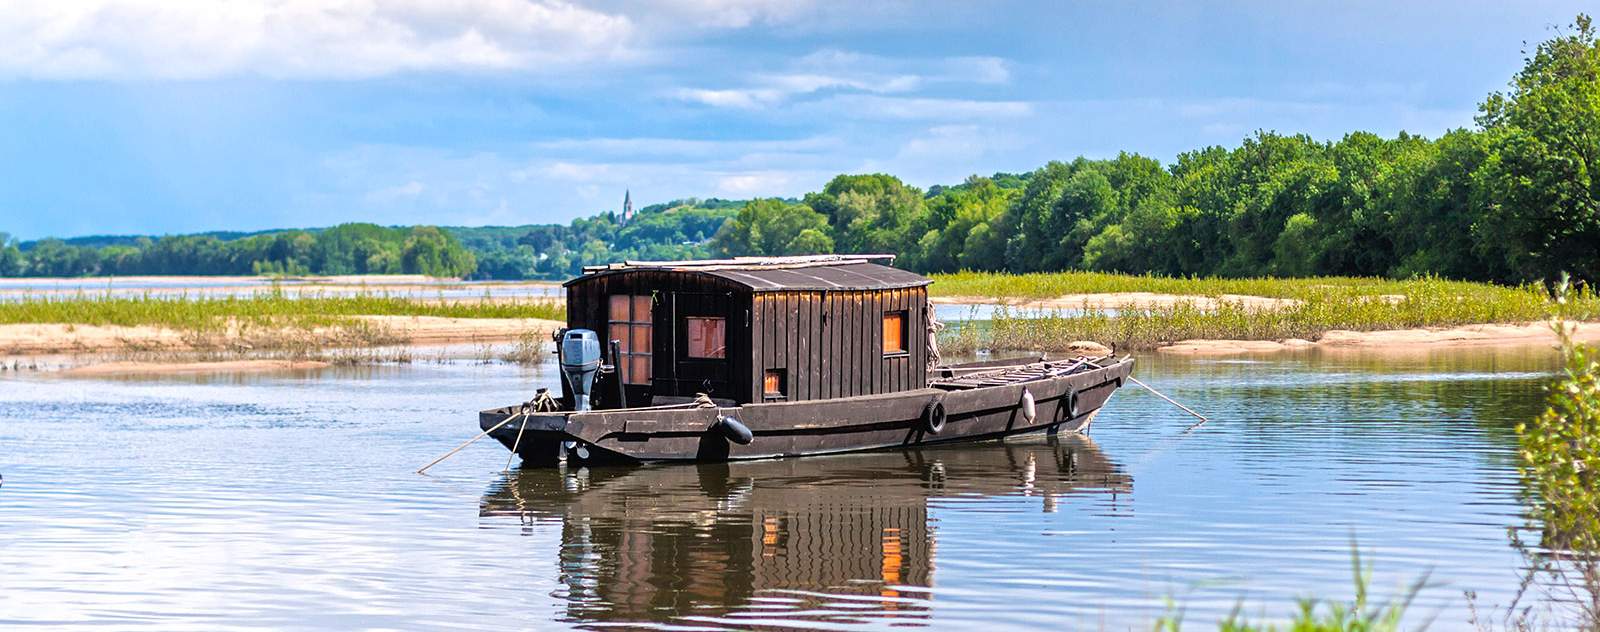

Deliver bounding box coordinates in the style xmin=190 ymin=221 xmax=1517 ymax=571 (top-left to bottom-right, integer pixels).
xmin=568 ymin=255 xmax=932 ymax=292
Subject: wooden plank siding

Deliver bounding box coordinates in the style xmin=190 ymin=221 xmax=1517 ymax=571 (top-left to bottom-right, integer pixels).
xmin=567 ymin=268 xmax=927 ymax=406
xmin=740 ymin=287 xmax=927 ymax=404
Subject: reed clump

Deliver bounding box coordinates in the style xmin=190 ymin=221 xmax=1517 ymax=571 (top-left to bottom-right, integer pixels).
xmin=932 ymin=272 xmax=1600 ymax=352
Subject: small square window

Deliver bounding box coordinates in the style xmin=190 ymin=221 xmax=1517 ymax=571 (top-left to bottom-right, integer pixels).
xmin=764 ymin=369 xmax=786 ymax=398
xmin=686 ymin=317 xmax=726 ymax=359
xmin=883 ymin=311 xmax=907 ymax=354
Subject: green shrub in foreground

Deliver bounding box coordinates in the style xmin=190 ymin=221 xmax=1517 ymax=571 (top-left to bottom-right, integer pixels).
xmin=1512 ymin=276 xmax=1600 ymax=629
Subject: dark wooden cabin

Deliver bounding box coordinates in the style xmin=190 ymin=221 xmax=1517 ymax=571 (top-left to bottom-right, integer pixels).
xmin=563 ymin=256 xmax=932 ymax=406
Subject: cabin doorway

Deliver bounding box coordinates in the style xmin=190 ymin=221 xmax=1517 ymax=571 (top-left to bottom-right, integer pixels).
xmin=656 ymin=291 xmax=733 ymax=398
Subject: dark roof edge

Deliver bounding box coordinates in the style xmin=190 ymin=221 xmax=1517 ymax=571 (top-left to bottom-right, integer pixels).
xmin=565 ymin=257 xmax=930 ymax=292
xmin=580 ymin=254 xmax=897 ymax=275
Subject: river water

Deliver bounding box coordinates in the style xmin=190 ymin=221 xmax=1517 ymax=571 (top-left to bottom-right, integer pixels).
xmin=0 ymin=346 xmax=1560 ymax=630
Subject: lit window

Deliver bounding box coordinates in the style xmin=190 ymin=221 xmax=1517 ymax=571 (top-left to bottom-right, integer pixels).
xmin=686 ymin=317 xmax=726 ymax=359
xmin=607 ymin=294 xmax=652 ymax=384
xmin=883 ymin=311 xmax=907 ymax=354
xmin=764 ymin=369 xmax=786 ymax=398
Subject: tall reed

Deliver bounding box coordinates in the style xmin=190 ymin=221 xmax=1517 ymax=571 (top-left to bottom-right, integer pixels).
xmin=932 ymin=273 xmax=1600 ymax=352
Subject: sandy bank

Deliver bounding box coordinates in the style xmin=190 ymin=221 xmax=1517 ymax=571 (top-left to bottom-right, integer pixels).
xmin=932 ymin=292 xmax=1302 ymax=311
xmin=63 ymin=360 xmax=332 ymax=377
xmin=0 ymin=315 xmax=563 ymax=354
xmin=1157 ymin=321 xmax=1600 ymax=355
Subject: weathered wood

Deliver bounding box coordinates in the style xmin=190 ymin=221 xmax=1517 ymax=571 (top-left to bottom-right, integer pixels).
xmin=486 ymin=258 xmax=1135 ymax=467
xmin=480 ymin=357 xmax=1135 ymax=465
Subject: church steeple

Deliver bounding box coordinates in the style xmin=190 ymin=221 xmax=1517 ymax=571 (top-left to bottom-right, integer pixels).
xmin=621 ymin=189 xmax=633 ymax=225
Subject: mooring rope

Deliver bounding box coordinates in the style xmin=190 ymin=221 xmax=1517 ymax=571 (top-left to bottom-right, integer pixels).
xmin=503 ymin=392 xmax=561 ymax=472
xmin=418 ymin=410 xmax=523 ymax=475
xmin=925 ymin=305 xmax=945 ymax=382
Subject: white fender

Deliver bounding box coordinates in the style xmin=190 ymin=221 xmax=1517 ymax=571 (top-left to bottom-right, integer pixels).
xmin=1021 ymin=388 xmax=1037 ymax=423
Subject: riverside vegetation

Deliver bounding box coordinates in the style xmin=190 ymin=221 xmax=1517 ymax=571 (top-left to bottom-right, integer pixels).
xmin=0 ymin=291 xmax=563 ymax=362
xmin=0 ymin=291 xmax=564 ymax=328
xmin=933 ymin=272 xmax=1600 ymax=353
xmin=4 ymin=272 xmax=1596 ymax=356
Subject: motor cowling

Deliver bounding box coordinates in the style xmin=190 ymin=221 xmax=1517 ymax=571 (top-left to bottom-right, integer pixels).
xmin=559 ymin=329 xmax=601 ymax=411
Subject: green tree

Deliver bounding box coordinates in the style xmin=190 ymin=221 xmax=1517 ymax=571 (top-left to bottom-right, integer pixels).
xmin=401 ymin=226 xmax=477 ymax=277
xmin=1478 ymin=14 xmax=1600 ymax=284
xmin=709 ymin=199 xmax=835 ymax=256
xmin=1004 ymin=161 xmax=1076 ymax=272
xmin=803 ymin=174 xmax=922 ymax=254
xmin=0 ymin=233 xmax=25 ymax=276
xmin=907 ymin=176 xmax=1013 ymax=272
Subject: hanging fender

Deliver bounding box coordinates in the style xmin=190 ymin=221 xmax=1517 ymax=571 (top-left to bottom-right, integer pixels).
xmin=1021 ymin=388 xmax=1037 ymax=423
xmin=716 ymin=415 xmax=754 ymax=445
xmin=921 ymin=398 xmax=947 ymax=435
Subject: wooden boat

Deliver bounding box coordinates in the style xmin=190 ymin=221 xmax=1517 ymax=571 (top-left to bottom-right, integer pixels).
xmin=479 ymin=255 xmax=1134 ymax=466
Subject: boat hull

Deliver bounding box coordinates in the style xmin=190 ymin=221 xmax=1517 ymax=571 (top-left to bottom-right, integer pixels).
xmin=480 ymin=357 xmax=1134 ymax=466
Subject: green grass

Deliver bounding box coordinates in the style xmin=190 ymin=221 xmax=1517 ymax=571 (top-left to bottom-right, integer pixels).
xmin=1157 ymin=548 xmax=1426 ymax=632
xmin=932 ymin=272 xmax=1600 ymax=352
xmin=929 ymin=270 xmax=1564 ymax=302
xmin=0 ymin=291 xmax=566 ymax=330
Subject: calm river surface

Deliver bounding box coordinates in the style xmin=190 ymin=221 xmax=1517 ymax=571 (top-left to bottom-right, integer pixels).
xmin=0 ymin=347 xmax=1559 ymax=630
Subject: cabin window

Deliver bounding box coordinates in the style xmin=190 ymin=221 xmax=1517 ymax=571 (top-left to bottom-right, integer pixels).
xmin=607 ymin=294 xmax=653 ymax=384
xmin=883 ymin=311 xmax=908 ymax=355
xmin=764 ymin=369 xmax=786 ymax=399
xmin=685 ymin=317 xmax=726 ymax=359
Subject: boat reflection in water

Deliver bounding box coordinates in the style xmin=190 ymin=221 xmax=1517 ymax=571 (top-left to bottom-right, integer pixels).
xmin=480 ymin=434 xmax=1131 ymax=629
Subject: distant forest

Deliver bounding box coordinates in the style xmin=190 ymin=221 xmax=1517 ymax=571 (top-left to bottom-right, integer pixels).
xmin=3 ymin=16 xmax=1597 ymax=285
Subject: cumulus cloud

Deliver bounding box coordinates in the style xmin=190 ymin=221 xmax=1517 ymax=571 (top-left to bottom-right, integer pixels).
xmin=0 ymin=0 xmax=636 ymax=80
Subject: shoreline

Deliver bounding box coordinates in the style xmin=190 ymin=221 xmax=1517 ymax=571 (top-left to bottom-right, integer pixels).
xmin=0 ymin=315 xmax=563 ymax=355
xmin=61 ymin=359 xmax=334 ymax=377
xmin=931 ymin=292 xmax=1305 ymax=310
xmin=0 ymin=274 xmax=562 ymax=286
xmin=1156 ymin=320 xmax=1600 ymax=355
xmin=5 ymin=288 xmax=1594 ymax=374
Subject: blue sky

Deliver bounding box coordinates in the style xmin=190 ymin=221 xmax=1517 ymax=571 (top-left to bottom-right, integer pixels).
xmin=0 ymin=0 xmax=1590 ymax=240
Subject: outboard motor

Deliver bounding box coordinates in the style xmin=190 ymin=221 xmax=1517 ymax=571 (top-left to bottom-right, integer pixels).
xmin=559 ymin=329 xmax=602 ymax=411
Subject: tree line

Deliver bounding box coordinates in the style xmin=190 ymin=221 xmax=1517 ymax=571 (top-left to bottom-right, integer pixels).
xmin=0 ymin=223 xmax=477 ymax=278
xmin=712 ymin=15 xmax=1600 ymax=286
xmin=4 ymin=16 xmax=1596 ymax=285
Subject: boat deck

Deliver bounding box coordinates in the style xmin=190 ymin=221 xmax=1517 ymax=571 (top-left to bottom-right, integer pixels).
xmin=930 ymin=356 xmax=1111 ymax=390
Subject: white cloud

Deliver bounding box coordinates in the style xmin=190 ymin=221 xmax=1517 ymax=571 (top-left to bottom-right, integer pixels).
xmin=670 ymin=48 xmax=1014 ymax=110
xmin=533 ymin=135 xmax=842 ymax=157
xmin=364 ymin=180 xmax=427 ymax=203
xmin=636 ymin=0 xmax=820 ymax=28
xmin=671 ymin=87 xmax=786 ymax=109
xmin=807 ymin=95 xmax=1032 ymax=120
xmin=0 ymin=0 xmax=635 ymax=80
xmin=714 ymin=171 xmax=801 ymax=196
